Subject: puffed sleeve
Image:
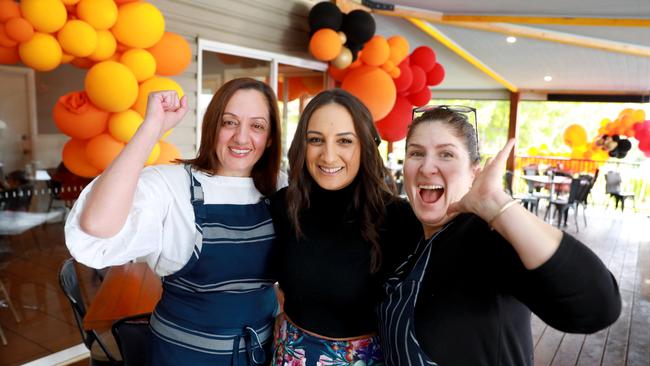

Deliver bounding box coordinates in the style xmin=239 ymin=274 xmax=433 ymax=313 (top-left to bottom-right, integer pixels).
xmin=64 ymin=165 xmax=195 ymax=276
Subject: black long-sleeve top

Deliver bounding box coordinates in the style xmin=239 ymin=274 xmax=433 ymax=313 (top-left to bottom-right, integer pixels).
xmin=270 ymin=184 xmax=422 ymax=338
xmin=413 ymin=213 xmax=621 ymax=365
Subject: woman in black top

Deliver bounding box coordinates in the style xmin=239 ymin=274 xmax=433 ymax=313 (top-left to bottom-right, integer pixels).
xmin=271 ymin=89 xmax=421 ymax=365
xmin=378 ymin=106 xmax=621 ymax=365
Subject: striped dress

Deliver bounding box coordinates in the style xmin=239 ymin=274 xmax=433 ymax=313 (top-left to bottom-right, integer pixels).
xmin=150 ymin=165 xmax=278 ymax=365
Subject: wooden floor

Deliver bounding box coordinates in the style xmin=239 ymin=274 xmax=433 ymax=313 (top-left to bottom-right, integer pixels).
xmin=531 ymin=206 xmax=650 ymax=366
xmin=0 ymin=205 xmax=648 ymax=365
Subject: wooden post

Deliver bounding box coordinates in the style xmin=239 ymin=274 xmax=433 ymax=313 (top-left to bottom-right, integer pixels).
xmin=506 ymin=92 xmax=519 ymax=187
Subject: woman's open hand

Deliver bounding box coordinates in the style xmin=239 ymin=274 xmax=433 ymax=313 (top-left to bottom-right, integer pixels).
xmin=448 ymin=139 xmax=515 ymax=221
xmin=141 ymin=90 xmax=189 ymax=140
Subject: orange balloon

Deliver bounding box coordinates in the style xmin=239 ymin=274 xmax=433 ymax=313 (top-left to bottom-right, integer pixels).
xmin=0 ymin=45 xmax=19 ymax=64
xmin=0 ymin=0 xmax=20 ymax=22
xmin=301 ymin=75 xmax=323 ymax=95
xmin=155 ymin=140 xmax=181 ymax=165
xmin=62 ymin=139 xmax=102 ymax=178
xmin=387 ymin=35 xmax=409 ymax=65
xmin=147 ymin=32 xmax=191 ymax=76
xmin=53 ymin=91 xmax=109 ymax=139
xmin=0 ymin=24 xmax=17 ymax=48
xmin=361 ymin=35 xmax=390 ymax=66
xmin=327 ymin=64 xmax=350 ymax=83
xmin=309 ymin=28 xmax=341 ymax=61
xmin=71 ymin=57 xmax=95 ymax=69
xmin=5 ymin=17 xmax=34 ymax=43
xmin=341 ymin=65 xmax=396 ymax=121
xmin=563 ymin=124 xmax=587 ymax=148
xmin=85 ymin=133 xmax=125 ymax=170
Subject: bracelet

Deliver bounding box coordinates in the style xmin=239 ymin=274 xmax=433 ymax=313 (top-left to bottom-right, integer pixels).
xmin=488 ymin=199 xmax=520 ymax=229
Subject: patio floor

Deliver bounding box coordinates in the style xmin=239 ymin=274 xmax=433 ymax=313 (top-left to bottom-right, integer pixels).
xmin=0 ymin=204 xmax=648 ymax=365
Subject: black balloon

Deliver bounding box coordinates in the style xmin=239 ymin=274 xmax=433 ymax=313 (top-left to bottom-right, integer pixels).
xmin=612 ymin=134 xmax=621 ymax=142
xmin=341 ymin=10 xmax=375 ymax=46
xmin=308 ymin=2 xmax=343 ymax=32
xmin=608 ymin=150 xmax=617 ymax=157
xmin=346 ymin=41 xmax=363 ymax=61
xmin=617 ymin=139 xmax=632 ymax=152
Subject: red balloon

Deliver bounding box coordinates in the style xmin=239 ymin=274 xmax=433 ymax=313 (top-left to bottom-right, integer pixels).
xmin=375 ymin=96 xmax=412 ymax=142
xmin=393 ymin=60 xmax=412 ymax=93
xmin=409 ymin=65 xmax=426 ymax=94
xmin=407 ymin=86 xmax=431 ymax=107
xmin=427 ymin=63 xmax=445 ymax=86
xmin=410 ymin=46 xmax=436 ymax=72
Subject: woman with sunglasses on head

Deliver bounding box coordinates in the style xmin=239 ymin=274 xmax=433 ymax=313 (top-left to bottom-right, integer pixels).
xmin=65 ymin=78 xmax=283 ymax=365
xmin=270 ymin=89 xmax=422 ymax=365
xmin=378 ymin=106 xmax=621 ymax=366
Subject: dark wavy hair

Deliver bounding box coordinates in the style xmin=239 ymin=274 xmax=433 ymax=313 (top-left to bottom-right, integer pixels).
xmin=286 ymin=89 xmax=395 ymax=272
xmin=179 ymin=78 xmax=281 ymax=197
xmin=407 ymin=108 xmax=481 ymax=165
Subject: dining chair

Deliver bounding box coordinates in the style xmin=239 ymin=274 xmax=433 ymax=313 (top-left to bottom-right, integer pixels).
xmin=59 ymin=258 xmax=122 ymax=365
xmin=546 ymin=177 xmax=591 ymax=231
xmin=605 ymin=171 xmax=635 ymax=212
xmin=504 ymin=171 xmax=540 ymax=215
xmin=111 ymin=313 xmax=151 ymax=366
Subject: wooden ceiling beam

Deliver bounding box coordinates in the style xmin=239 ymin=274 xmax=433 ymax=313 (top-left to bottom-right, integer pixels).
xmin=407 ymin=18 xmax=518 ymax=92
xmin=439 ymin=15 xmax=650 ymax=27
xmin=442 ymin=21 xmax=650 ymax=58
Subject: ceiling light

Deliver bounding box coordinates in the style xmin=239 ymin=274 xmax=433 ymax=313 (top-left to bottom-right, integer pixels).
xmin=544 ymin=75 xmax=553 ymax=82
xmin=506 ymin=36 xmax=517 ymax=43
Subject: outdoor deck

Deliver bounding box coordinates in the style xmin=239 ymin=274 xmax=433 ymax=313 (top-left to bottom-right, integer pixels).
xmin=532 ymin=206 xmax=649 ymax=366
xmin=0 ymin=205 xmax=648 ymax=365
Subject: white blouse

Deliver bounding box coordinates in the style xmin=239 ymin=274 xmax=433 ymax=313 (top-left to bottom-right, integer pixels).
xmin=65 ymin=164 xmax=286 ymax=276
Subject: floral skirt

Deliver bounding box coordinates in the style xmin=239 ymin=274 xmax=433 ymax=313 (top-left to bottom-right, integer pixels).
xmin=273 ymin=314 xmax=384 ymax=366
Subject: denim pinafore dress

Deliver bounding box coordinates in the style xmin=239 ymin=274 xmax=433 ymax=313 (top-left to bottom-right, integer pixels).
xmin=377 ymin=224 xmax=453 ymax=366
xmin=149 ymin=166 xmax=278 ymax=365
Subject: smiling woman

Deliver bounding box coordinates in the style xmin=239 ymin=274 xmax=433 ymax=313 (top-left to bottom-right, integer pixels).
xmin=377 ymin=106 xmax=622 ymax=366
xmin=65 ymin=78 xmax=284 ymax=365
xmin=270 ymin=89 xmax=422 ymax=364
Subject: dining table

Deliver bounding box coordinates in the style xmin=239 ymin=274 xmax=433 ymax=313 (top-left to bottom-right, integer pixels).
xmin=521 ymin=174 xmax=572 ymax=223
xmin=83 ymin=262 xmax=162 ymax=331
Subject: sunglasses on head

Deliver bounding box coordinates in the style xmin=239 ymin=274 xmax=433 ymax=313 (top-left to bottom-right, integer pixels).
xmin=411 ymin=105 xmax=480 ymax=152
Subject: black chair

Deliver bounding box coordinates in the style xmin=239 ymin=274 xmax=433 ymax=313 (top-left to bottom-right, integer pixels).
xmin=504 ymin=171 xmax=539 ymax=215
xmin=112 ymin=313 xmax=151 ymax=366
xmin=59 ymin=258 xmax=122 ymax=365
xmin=605 ymin=171 xmax=635 ymax=212
xmin=546 ymin=177 xmax=591 ymax=231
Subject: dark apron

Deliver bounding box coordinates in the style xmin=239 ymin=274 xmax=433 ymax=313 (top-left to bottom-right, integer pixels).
xmin=150 ymin=165 xmax=277 ymax=365
xmin=377 ymin=224 xmax=453 ymax=366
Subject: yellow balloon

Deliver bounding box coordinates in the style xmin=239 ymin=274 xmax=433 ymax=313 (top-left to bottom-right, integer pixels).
xmin=18 ymin=32 xmax=62 ymax=71
xmin=87 ymin=30 xmax=116 ymax=61
xmin=632 ymin=109 xmax=646 ymax=122
xmin=145 ymin=143 xmax=161 ymax=165
xmin=119 ymin=49 xmax=156 ymax=82
xmin=132 ymin=76 xmax=184 ymax=116
xmin=21 ymin=0 xmax=67 ymax=33
xmin=527 ymin=146 xmax=539 ymax=156
xmin=108 ymin=109 xmax=143 ymax=143
xmin=112 ymin=2 xmax=165 ymax=48
xmin=77 ymin=0 xmax=118 ymax=30
xmin=61 ymin=0 xmax=80 ymax=4
xmin=85 ymin=61 xmax=139 ymax=112
xmin=155 ymin=140 xmax=180 ymax=164
xmin=57 ymin=20 xmax=98 ymax=58
xmin=61 ymin=53 xmax=74 ymax=63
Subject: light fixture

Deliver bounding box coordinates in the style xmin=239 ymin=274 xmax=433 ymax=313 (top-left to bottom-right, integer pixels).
xmin=506 ymin=36 xmax=517 ymax=43
xmin=544 ymin=75 xmax=553 ymax=82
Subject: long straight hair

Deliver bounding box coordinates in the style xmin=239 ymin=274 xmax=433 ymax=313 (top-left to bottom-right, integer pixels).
xmin=286 ymin=89 xmax=395 ymax=272
xmin=179 ymin=78 xmax=281 ymax=197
